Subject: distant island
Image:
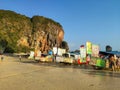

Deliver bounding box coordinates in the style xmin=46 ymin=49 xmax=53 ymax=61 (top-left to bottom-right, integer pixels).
xmin=0 ymin=10 xmax=69 ymax=53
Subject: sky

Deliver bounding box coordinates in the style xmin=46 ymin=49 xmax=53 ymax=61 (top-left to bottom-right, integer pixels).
xmin=0 ymin=0 xmax=120 ymax=51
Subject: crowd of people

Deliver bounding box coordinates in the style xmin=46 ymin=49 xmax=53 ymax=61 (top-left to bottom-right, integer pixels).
xmin=105 ymin=55 xmax=120 ymax=71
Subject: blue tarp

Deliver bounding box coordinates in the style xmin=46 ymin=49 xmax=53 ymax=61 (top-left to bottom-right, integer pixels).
xmin=100 ymin=51 xmax=120 ymax=57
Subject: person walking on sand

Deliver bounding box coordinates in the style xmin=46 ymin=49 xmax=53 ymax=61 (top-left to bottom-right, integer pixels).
xmin=19 ymin=55 xmax=22 ymax=61
xmin=1 ymin=55 xmax=4 ymax=61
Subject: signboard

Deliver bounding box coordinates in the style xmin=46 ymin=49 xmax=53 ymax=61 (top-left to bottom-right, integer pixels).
xmin=53 ymin=47 xmax=66 ymax=56
xmin=61 ymin=49 xmax=66 ymax=54
xmin=58 ymin=48 xmax=66 ymax=56
xmin=92 ymin=44 xmax=99 ymax=57
xmin=53 ymin=47 xmax=57 ymax=55
xmin=86 ymin=42 xmax=92 ymax=54
xmin=28 ymin=51 xmax=34 ymax=59
xmin=58 ymin=48 xmax=62 ymax=56
xmin=80 ymin=46 xmax=86 ymax=58
xmin=80 ymin=45 xmax=86 ymax=63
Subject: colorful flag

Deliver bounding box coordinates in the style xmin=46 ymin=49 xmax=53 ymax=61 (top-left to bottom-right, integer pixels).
xmin=86 ymin=42 xmax=92 ymax=54
xmin=92 ymin=44 xmax=99 ymax=57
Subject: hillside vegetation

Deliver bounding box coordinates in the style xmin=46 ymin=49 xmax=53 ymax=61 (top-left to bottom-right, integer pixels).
xmin=0 ymin=10 xmax=68 ymax=53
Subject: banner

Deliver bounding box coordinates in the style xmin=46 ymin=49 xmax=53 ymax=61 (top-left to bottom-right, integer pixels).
xmin=28 ymin=51 xmax=34 ymax=59
xmin=86 ymin=42 xmax=92 ymax=54
xmin=80 ymin=47 xmax=86 ymax=58
xmin=80 ymin=46 xmax=86 ymax=63
xmin=92 ymin=44 xmax=99 ymax=57
xmin=53 ymin=47 xmax=66 ymax=56
xmin=53 ymin=47 xmax=57 ymax=55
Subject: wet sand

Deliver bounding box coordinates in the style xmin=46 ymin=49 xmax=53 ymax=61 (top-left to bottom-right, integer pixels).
xmin=0 ymin=55 xmax=120 ymax=90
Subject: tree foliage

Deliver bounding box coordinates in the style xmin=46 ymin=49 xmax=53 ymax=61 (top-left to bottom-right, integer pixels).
xmin=60 ymin=41 xmax=69 ymax=51
xmin=31 ymin=16 xmax=62 ymax=34
xmin=106 ymin=45 xmax=112 ymax=52
xmin=0 ymin=10 xmax=32 ymax=53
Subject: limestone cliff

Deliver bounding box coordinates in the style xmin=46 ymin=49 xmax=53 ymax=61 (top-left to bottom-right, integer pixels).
xmin=0 ymin=10 xmax=65 ymax=53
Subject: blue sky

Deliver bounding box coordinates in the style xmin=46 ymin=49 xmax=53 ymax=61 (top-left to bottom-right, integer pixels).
xmin=0 ymin=0 xmax=120 ymax=51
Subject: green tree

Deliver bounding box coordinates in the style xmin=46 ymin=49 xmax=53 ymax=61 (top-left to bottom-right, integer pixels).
xmin=106 ymin=45 xmax=112 ymax=52
xmin=60 ymin=41 xmax=69 ymax=52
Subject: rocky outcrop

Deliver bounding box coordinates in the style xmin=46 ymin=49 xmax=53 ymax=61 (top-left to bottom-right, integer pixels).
xmin=30 ymin=16 xmax=64 ymax=53
xmin=0 ymin=10 xmax=65 ymax=53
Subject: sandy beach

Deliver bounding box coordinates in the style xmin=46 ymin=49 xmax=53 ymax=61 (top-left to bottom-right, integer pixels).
xmin=0 ymin=55 xmax=120 ymax=90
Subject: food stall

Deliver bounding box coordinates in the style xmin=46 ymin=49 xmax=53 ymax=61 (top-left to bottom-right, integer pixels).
xmin=90 ymin=57 xmax=106 ymax=69
xmin=62 ymin=53 xmax=74 ymax=64
xmin=89 ymin=44 xmax=106 ymax=69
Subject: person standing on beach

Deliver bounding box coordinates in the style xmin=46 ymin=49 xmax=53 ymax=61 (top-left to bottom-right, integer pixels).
xmin=19 ymin=55 xmax=22 ymax=61
xmin=116 ymin=57 xmax=120 ymax=71
xmin=109 ymin=55 xmax=117 ymax=71
xmin=1 ymin=55 xmax=4 ymax=61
